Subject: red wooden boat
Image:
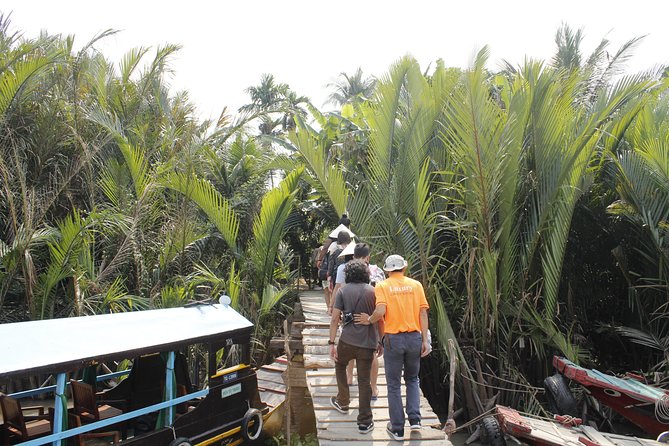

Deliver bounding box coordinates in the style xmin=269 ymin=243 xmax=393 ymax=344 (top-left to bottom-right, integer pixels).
xmin=553 ymin=356 xmax=669 ymax=437
xmin=495 ymin=405 xmax=668 ymax=446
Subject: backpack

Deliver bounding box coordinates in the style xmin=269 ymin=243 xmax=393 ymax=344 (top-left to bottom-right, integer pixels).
xmin=318 ymin=252 xmax=330 ymax=281
xmin=329 ymin=247 xmax=348 ymax=287
xmin=328 ymin=247 xmax=344 ymax=280
xmin=311 ymin=247 xmax=322 ymax=267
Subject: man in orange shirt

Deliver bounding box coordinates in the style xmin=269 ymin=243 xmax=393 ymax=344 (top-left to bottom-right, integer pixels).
xmin=355 ymin=254 xmax=430 ymax=441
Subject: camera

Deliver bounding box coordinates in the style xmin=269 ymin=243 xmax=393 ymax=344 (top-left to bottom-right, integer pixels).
xmin=342 ymin=312 xmax=354 ymax=326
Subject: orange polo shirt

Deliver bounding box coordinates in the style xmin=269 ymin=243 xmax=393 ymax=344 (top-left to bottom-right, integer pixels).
xmin=375 ymin=272 xmax=429 ymax=334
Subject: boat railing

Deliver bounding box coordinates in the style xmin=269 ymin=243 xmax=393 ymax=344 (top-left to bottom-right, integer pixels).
xmin=9 ymin=370 xmax=131 ymax=400
xmin=17 ymin=387 xmax=209 ymax=446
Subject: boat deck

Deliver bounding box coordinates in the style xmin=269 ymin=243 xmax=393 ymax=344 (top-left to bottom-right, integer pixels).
xmin=299 ymin=291 xmax=450 ymax=445
xmin=496 ymin=405 xmax=666 ymax=446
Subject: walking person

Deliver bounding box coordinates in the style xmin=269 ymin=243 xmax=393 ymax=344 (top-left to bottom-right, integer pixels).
xmin=328 ymin=260 xmax=384 ymax=434
xmin=322 ymin=225 xmax=354 ymax=311
xmin=327 ymin=229 xmax=352 ymax=312
xmin=331 ymin=242 xmax=384 ymax=398
xmin=311 ymin=245 xmax=323 ymax=290
xmin=355 ymin=254 xmax=431 ymax=441
xmin=317 ymin=236 xmax=334 ymax=305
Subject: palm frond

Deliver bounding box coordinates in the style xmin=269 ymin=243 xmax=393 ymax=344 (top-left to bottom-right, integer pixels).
xmin=84 ymin=103 xmax=124 ymax=136
xmin=120 ymin=46 xmax=149 ymax=83
xmin=227 ymin=262 xmax=242 ymax=309
xmin=259 ymin=283 xmax=290 ymax=316
xmin=188 ymin=262 xmax=229 ymax=301
xmin=0 ymin=237 xmax=9 ymax=260
xmin=247 ymin=168 xmax=303 ymax=293
xmin=160 ymin=172 xmax=239 ymax=252
xmin=139 ymin=44 xmax=181 ymax=98
xmin=617 ymin=326 xmax=669 ymax=352
xmin=355 ymin=56 xmax=445 ymax=256
xmin=85 ymin=276 xmax=149 ymax=314
xmin=34 ymin=210 xmax=93 ymax=319
xmin=0 ymin=49 xmax=57 ymax=118
xmin=282 ymin=120 xmax=348 ymax=215
xmin=118 ymin=139 xmax=151 ymax=199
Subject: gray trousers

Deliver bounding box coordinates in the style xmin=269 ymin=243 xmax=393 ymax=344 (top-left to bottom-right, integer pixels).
xmin=383 ymin=332 xmax=422 ymax=430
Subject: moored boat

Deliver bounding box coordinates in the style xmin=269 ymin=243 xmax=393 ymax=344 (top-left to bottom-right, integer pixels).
xmin=493 ymin=405 xmax=668 ymax=446
xmin=553 ymin=356 xmax=669 ymax=437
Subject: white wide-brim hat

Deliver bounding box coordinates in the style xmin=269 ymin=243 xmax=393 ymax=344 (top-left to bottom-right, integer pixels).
xmin=329 ymin=224 xmax=355 ymax=239
xmin=338 ymin=242 xmax=356 ymax=258
xmin=383 ymin=254 xmax=407 ymax=272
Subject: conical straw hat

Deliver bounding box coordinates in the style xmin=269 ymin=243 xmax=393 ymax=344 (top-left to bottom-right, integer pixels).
xmin=328 ymin=224 xmax=355 ymax=239
xmin=338 ymin=242 xmax=356 ymax=258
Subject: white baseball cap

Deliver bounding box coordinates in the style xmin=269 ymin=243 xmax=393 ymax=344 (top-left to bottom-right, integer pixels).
xmin=383 ymin=254 xmax=407 ymax=272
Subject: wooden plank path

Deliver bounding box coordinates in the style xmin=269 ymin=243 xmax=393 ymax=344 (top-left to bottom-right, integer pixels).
xmin=300 ymin=291 xmax=450 ymax=445
xmin=258 ymin=355 xmax=288 ymax=411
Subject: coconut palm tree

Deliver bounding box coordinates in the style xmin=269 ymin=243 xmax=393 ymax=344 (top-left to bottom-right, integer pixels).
xmin=240 ymin=73 xmax=289 ymax=135
xmin=326 ymin=68 xmax=377 ymax=107
xmin=281 ymin=89 xmax=310 ymax=131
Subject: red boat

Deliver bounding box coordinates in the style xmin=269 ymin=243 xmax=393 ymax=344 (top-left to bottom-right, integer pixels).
xmin=494 ymin=405 xmax=668 ymax=446
xmin=553 ymin=356 xmax=669 ymax=437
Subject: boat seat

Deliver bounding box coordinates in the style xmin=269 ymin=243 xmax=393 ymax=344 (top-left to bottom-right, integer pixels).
xmin=0 ymin=394 xmax=50 ymax=443
xmin=70 ymin=380 xmax=123 ymax=422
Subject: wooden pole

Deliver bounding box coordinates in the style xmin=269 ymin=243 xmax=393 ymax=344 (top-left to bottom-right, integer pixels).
xmin=283 ymin=319 xmax=291 ymax=446
xmin=444 ymin=339 xmax=458 ymax=437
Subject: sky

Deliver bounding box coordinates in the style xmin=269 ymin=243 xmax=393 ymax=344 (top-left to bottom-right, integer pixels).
xmin=3 ymin=1 xmax=668 ymax=122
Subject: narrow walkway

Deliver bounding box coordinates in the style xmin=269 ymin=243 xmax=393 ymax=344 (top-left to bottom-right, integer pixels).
xmin=299 ymin=291 xmax=450 ymax=445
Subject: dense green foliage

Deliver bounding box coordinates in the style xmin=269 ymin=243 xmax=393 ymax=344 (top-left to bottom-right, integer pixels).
xmin=2 ymin=16 xmax=669 ymax=415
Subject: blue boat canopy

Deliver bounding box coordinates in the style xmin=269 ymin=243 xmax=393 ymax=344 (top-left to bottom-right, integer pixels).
xmin=0 ymin=304 xmax=253 ymax=379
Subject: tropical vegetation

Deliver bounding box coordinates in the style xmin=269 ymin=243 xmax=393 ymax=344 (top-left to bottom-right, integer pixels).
xmin=2 ymin=14 xmax=669 ymax=422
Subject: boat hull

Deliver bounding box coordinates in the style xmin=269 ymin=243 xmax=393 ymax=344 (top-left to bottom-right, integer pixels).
xmin=554 ymin=356 xmax=669 ymax=436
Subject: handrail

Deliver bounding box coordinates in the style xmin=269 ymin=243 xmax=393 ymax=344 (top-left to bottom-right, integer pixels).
xmin=18 ymin=388 xmax=210 ymax=446
xmin=9 ymin=370 xmax=131 ymax=400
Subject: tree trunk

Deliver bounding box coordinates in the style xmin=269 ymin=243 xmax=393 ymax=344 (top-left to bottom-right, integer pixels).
xmin=74 ymin=275 xmax=82 ymax=316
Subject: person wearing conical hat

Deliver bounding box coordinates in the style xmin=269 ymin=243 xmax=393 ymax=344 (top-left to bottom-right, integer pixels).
xmin=328 ymin=223 xmax=355 ymax=240
xmin=322 ymin=223 xmax=355 ymax=311
xmin=327 ymin=231 xmax=352 ymax=303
